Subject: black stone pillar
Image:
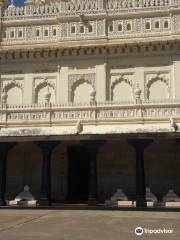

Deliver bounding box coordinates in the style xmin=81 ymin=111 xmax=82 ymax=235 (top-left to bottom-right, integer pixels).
xmin=0 ymin=142 xmax=15 ymax=206
xmin=82 ymin=140 xmax=105 ymax=206
xmin=128 ymin=139 xmax=153 ymax=208
xmin=35 ymin=141 xmax=59 ymax=206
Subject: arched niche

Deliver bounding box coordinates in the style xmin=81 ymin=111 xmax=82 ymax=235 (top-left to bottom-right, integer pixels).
xmin=147 ymin=77 xmax=169 ymax=100
xmin=71 ymin=79 xmax=93 ymax=103
xmin=4 ymin=82 xmax=23 ymax=105
xmin=35 ymin=82 xmax=55 ymax=104
xmin=111 ymin=78 xmax=133 ymax=102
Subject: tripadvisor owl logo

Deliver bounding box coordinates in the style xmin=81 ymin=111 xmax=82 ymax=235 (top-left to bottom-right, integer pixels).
xmin=134 ymin=226 xmax=174 ymax=235
xmin=135 ymin=227 xmax=144 ymax=236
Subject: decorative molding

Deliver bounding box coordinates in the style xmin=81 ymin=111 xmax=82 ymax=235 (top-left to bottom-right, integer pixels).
xmin=1 ymin=0 xmax=179 ymax=52
xmin=1 ymin=40 xmax=180 ymax=62
xmin=1 ymin=101 xmax=180 ymax=128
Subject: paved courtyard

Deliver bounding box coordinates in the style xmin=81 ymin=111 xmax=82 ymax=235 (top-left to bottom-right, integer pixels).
xmin=0 ymin=209 xmax=179 ymax=240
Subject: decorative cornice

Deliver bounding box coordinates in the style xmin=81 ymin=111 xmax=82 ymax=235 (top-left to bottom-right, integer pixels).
xmin=1 ymin=39 xmax=180 ymax=61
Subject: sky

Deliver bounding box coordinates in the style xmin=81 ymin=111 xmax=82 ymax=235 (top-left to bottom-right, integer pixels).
xmin=14 ymin=0 xmax=25 ymax=6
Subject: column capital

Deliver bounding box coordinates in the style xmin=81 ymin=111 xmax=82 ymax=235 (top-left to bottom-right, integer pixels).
xmin=128 ymin=138 xmax=153 ymax=150
xmin=0 ymin=142 xmax=16 ymax=153
xmin=35 ymin=141 xmax=60 ymax=154
xmin=82 ymin=140 xmax=105 ymax=155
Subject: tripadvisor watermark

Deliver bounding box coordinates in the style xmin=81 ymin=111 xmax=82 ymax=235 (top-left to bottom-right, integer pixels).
xmin=135 ymin=226 xmax=174 ymax=236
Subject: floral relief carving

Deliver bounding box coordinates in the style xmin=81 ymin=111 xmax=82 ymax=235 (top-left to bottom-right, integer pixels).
xmin=1 ymin=78 xmax=24 ymax=104
xmin=1 ymin=0 xmax=175 ymax=45
xmin=3 ymin=78 xmax=24 ymax=92
xmin=33 ymin=77 xmax=56 ymax=103
xmin=68 ymin=73 xmax=96 ymax=102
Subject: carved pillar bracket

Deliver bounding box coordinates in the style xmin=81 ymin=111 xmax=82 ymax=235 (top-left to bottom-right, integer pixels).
xmin=35 ymin=141 xmax=60 ymax=206
xmin=82 ymin=140 xmax=105 ymax=206
xmin=128 ymin=139 xmax=153 ymax=208
xmin=0 ymin=142 xmax=16 ymax=206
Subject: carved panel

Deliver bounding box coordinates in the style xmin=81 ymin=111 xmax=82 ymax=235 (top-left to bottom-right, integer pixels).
xmin=97 ymin=20 xmax=105 ymax=36
xmin=60 ymin=23 xmax=68 ymax=38
xmin=172 ymin=14 xmax=179 ymax=33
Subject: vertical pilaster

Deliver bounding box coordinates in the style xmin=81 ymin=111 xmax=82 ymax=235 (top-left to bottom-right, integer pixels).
xmin=0 ymin=142 xmax=15 ymax=206
xmin=59 ymin=66 xmax=68 ymax=103
xmin=173 ymin=60 xmax=180 ymax=99
xmin=35 ymin=141 xmax=59 ymax=206
xmin=0 ymin=1 xmax=3 ymax=104
xmin=96 ymin=62 xmax=107 ymax=102
xmin=82 ymin=140 xmax=105 ymax=206
xmin=56 ymin=64 xmax=61 ymax=103
xmin=128 ymin=139 xmax=153 ymax=207
xmin=24 ymin=73 xmax=34 ymax=104
xmin=135 ymin=66 xmax=144 ymax=100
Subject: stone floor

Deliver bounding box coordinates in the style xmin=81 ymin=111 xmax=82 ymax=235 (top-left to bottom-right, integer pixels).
xmin=0 ymin=209 xmax=179 ymax=240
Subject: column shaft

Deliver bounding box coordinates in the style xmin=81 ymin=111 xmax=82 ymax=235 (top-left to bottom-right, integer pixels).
xmin=88 ymin=150 xmax=97 ymax=205
xmin=41 ymin=150 xmax=51 ymax=205
xmin=0 ymin=143 xmax=15 ymax=206
xmin=128 ymin=139 xmax=152 ymax=208
xmin=35 ymin=141 xmax=59 ymax=206
xmin=82 ymin=140 xmax=105 ymax=206
xmin=136 ymin=145 xmax=146 ymax=207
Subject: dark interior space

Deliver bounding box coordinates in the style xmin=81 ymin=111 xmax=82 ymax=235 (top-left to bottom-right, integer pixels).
xmin=67 ymin=146 xmax=89 ymax=202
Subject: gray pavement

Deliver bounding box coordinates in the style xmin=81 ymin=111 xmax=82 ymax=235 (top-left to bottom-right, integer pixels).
xmin=0 ymin=209 xmax=179 ymax=240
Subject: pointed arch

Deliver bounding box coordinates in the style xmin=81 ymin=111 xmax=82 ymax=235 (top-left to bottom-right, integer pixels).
xmin=71 ymin=78 xmax=93 ymax=103
xmin=147 ymin=76 xmax=170 ymax=100
xmin=3 ymin=81 xmax=23 ymax=105
xmin=35 ymin=80 xmax=55 ymax=104
xmin=111 ymin=77 xmax=133 ymax=102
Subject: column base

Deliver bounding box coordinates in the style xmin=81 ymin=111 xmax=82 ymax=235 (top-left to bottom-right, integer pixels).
xmin=88 ymin=198 xmax=98 ymax=206
xmin=136 ymin=198 xmax=147 ymax=208
xmin=0 ymin=199 xmax=6 ymax=206
xmin=39 ymin=198 xmax=51 ymax=207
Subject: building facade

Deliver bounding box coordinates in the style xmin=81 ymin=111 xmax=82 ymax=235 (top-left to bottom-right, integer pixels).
xmin=0 ymin=0 xmax=180 ymax=207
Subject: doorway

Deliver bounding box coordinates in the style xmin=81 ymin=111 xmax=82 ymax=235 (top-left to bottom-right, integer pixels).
xmin=67 ymin=146 xmax=89 ymax=202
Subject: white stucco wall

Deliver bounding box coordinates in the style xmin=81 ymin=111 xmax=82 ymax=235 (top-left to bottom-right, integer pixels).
xmin=0 ymin=55 xmax=177 ymax=105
